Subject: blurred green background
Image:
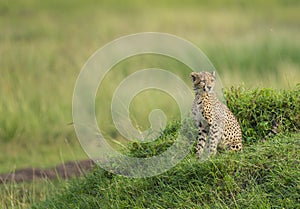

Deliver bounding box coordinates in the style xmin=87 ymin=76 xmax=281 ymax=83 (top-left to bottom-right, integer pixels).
xmin=0 ymin=0 xmax=299 ymax=173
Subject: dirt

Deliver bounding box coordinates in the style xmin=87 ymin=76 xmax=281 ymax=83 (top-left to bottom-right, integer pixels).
xmin=0 ymin=159 xmax=95 ymax=184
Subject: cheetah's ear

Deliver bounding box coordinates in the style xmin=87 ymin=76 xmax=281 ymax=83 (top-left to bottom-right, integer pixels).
xmin=190 ymin=72 xmax=198 ymax=83
xmin=211 ymin=71 xmax=216 ymax=77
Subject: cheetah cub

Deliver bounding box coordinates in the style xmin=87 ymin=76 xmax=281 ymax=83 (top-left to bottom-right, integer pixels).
xmin=190 ymin=71 xmax=242 ymax=157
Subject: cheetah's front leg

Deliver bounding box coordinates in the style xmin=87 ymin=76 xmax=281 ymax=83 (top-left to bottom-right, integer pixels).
xmin=207 ymin=123 xmax=222 ymax=156
xmin=196 ymin=121 xmax=209 ymax=157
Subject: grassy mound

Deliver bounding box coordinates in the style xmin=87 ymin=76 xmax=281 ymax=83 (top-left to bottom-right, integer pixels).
xmin=34 ymin=86 xmax=300 ymax=208
xmin=34 ymin=133 xmax=299 ymax=209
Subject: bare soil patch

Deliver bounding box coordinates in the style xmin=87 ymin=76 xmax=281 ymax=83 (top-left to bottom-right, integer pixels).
xmin=0 ymin=159 xmax=95 ymax=183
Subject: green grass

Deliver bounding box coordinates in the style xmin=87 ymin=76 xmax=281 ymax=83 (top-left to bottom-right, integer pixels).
xmin=34 ymin=132 xmax=300 ymax=209
xmin=1 ymin=0 xmax=300 ymax=171
xmin=225 ymin=85 xmax=300 ymax=142
xmin=0 ymin=0 xmax=300 ymax=208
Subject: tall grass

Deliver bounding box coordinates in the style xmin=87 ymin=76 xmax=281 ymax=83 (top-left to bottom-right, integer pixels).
xmin=0 ymin=178 xmax=64 ymax=209
xmin=0 ymin=0 xmax=299 ymax=207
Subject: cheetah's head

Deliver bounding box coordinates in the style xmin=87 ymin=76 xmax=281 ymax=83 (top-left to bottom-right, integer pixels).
xmin=190 ymin=71 xmax=216 ymax=93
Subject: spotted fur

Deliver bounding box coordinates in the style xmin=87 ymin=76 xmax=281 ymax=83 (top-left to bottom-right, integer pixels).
xmin=190 ymin=71 xmax=242 ymax=157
